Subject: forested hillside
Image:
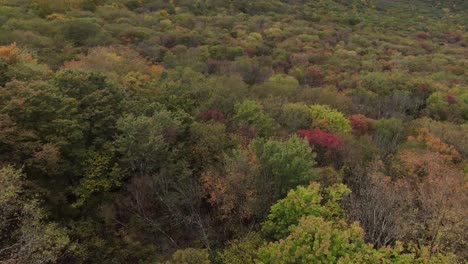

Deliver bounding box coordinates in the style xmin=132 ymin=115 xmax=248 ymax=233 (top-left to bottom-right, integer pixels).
xmin=0 ymin=0 xmax=467 ymax=263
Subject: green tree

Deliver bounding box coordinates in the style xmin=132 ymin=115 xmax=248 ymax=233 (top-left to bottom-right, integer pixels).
xmin=219 ymin=233 xmax=263 ymax=264
xmin=189 ymin=122 xmax=235 ymax=169
xmin=309 ymin=104 xmax=351 ymax=134
xmin=279 ymin=103 xmax=313 ymax=132
xmin=0 ymin=80 xmax=84 ymax=179
xmin=165 ymin=248 xmax=211 ymax=264
xmin=426 ymin=91 xmax=468 ymax=122
xmin=233 ymin=100 xmax=277 ymax=137
xmin=72 ymin=149 xmax=123 ymax=207
xmin=200 ymin=76 xmax=248 ymax=116
xmin=61 ymin=18 xmax=101 ymax=46
xmin=115 ymin=109 xmax=185 ymax=175
xmin=261 ymin=183 xmax=350 ymax=240
xmin=256 ymin=182 xmax=455 ymax=264
xmin=251 ymin=135 xmax=318 ymax=215
xmin=257 ymin=215 xmax=410 ymax=264
xmin=0 ymin=166 xmax=72 ymax=263
xmin=54 ymin=69 xmax=122 ymax=146
xmin=253 ymin=74 xmax=299 ymax=99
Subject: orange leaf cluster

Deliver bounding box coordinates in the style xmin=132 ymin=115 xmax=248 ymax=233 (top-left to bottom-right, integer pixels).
xmin=408 ymin=128 xmax=461 ymax=162
xmin=0 ymin=43 xmax=18 ymax=62
xmin=149 ymin=65 xmax=165 ymax=76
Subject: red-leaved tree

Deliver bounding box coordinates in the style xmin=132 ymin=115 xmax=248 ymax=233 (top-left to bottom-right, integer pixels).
xmin=297 ymin=129 xmax=343 ymax=150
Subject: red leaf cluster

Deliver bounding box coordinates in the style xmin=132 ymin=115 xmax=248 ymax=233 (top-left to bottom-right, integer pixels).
xmin=296 ymin=129 xmax=343 ymax=150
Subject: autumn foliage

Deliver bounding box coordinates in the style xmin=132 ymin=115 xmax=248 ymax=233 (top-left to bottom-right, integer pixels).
xmin=348 ymin=114 xmax=373 ymax=135
xmin=297 ymin=128 xmax=344 ymax=150
xmin=408 ymin=128 xmax=461 ymax=162
xmin=0 ymin=43 xmax=18 ymax=61
xmin=0 ymin=0 xmax=467 ymax=263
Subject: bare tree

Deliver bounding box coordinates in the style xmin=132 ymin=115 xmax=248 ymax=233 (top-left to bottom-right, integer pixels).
xmin=346 ymin=169 xmax=407 ymax=247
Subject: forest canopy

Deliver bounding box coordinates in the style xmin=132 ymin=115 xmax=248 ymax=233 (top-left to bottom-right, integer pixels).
xmin=0 ymin=0 xmax=467 ymax=263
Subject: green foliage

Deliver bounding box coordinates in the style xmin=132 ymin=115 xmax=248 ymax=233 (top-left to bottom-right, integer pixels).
xmin=61 ymin=18 xmax=101 ymax=46
xmin=165 ymin=248 xmax=211 ymax=264
xmin=73 ymin=149 xmax=123 ymax=207
xmin=426 ymin=92 xmax=450 ymax=120
xmin=309 ymin=104 xmax=351 ymax=134
xmin=0 ymin=0 xmax=466 ymax=262
xmin=68 ymin=218 xmax=158 ymax=263
xmin=5 ymin=57 xmax=51 ymax=81
xmin=30 ymin=0 xmax=84 ymax=17
xmin=0 ymin=165 xmax=23 ymax=209
xmin=0 ymin=57 xmax=10 ymax=86
xmin=0 ymin=80 xmax=83 ymax=142
xmin=54 ymin=68 xmax=107 ymax=99
xmin=258 ymin=215 xmax=404 ymax=264
xmin=189 ymin=122 xmax=234 ymax=168
xmin=279 ymin=103 xmax=314 ymax=131
xmin=199 ymin=76 xmax=248 ymax=116
xmin=233 ymin=100 xmax=277 ymax=137
xmin=54 ymin=68 xmax=122 ymax=145
xmin=115 ymin=109 xmax=186 ymax=174
xmin=219 ymin=233 xmax=264 ymax=264
xmin=250 ymin=135 xmax=318 ymax=212
xmin=262 ymin=182 xmax=351 ymax=240
xmin=209 ymin=45 xmax=244 ymax=60
xmin=256 ymin=182 xmax=455 ymax=264
xmin=253 ymin=74 xmax=300 ymax=98
xmin=360 ymin=72 xmax=408 ymax=96
xmin=0 ymin=166 xmax=72 ymax=263
xmin=0 ymin=80 xmax=84 ymax=177
xmin=426 ymin=90 xmax=468 ymax=122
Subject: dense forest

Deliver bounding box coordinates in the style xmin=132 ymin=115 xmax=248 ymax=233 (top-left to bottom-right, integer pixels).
xmin=0 ymin=0 xmax=467 ymax=263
